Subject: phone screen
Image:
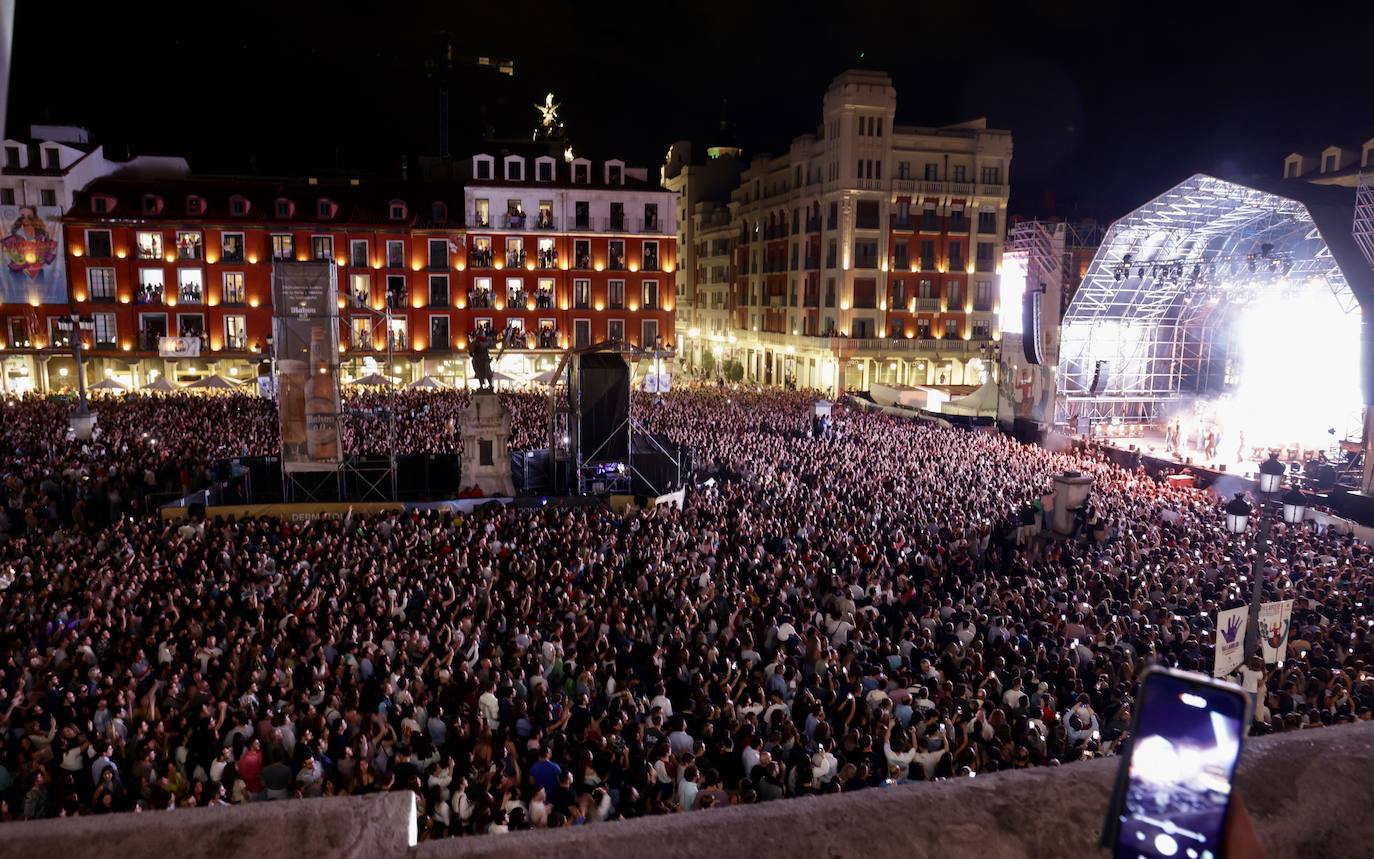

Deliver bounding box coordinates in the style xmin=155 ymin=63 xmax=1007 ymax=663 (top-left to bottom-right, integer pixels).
xmin=1115 ymin=671 xmax=1246 ymax=859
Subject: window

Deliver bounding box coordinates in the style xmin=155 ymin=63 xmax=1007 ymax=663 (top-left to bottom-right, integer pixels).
xmin=855 ymin=201 xmax=880 ymax=230
xmin=828 ymin=202 xmax=838 ymax=230
xmin=1284 ymin=161 xmax=1297 ymax=179
xmin=224 ymin=315 xmax=247 ymax=350
xmin=608 ymin=319 xmax=625 ymax=342
xmin=51 ymin=320 xmax=75 ymax=352
xmin=825 ymin=277 xmax=835 ymax=308
xmin=609 ymin=240 xmax=626 ymax=270
xmin=892 ymin=279 xmax=907 ymax=307
xmin=222 ymin=232 xmax=245 ymax=263
xmin=386 ymin=240 xmax=404 ymax=268
xmin=92 ymin=313 xmax=117 ymax=349
xmin=137 ymin=268 xmax=165 ymax=303
xmin=505 ymin=277 xmax=525 ymax=307
xmin=177 ymin=313 xmax=205 ymax=338
xmin=642 ymin=280 xmax=659 ymax=310
xmin=608 ymin=279 xmax=624 ymax=310
xmin=0 ymin=188 xmax=13 ymax=205
xmin=980 ymin=166 xmax=1001 ymax=185
xmin=535 ymin=277 xmax=555 ymax=309
xmin=574 ymin=278 xmax=591 ymax=309
xmin=275 ymin=199 xmax=292 ymax=218
xmin=3 ymin=145 xmax=19 ymax=167
xmin=973 ymin=319 xmax=991 ymax=339
xmin=223 ymin=272 xmax=246 ymax=305
xmin=88 ymin=267 xmax=116 ymax=301
xmin=574 ymin=162 xmax=589 ymax=184
xmin=349 ymin=239 xmax=368 ymax=268
xmin=916 ymin=318 xmax=931 ymax=339
xmin=574 ymin=239 xmax=591 ymax=269
xmin=387 ymin=317 xmax=407 ymax=350
xmin=473 ymin=198 xmax=490 ymax=227
xmin=918 ymin=278 xmax=933 ymax=299
xmin=86 ymin=229 xmax=113 ymax=258
xmin=350 ymin=317 xmax=373 ymax=350
xmin=505 ymin=158 xmax=523 ymax=181
xmin=40 ymin=189 xmax=57 ymax=207
xmin=898 ymin=161 xmax=911 ymax=180
xmin=428 ymin=238 xmax=449 ymax=269
xmin=271 ymin=234 xmax=294 ymax=260
xmin=9 ymin=318 xmax=30 ymax=348
xmin=317 ymin=199 xmax=334 ymax=219
xmin=178 ymin=269 xmax=204 ymax=303
xmin=430 ymin=315 xmax=451 ymax=350
xmin=920 ymin=240 xmax=937 ymax=270
xmin=608 ymin=164 xmax=622 ymax=184
xmin=853 ymin=279 xmax=877 ymax=309
xmin=537 ymin=160 xmax=553 ymax=182
xmin=642 ymin=240 xmax=659 ymax=271
xmin=947 ymin=280 xmax=963 ymax=308
xmin=475 ymin=158 xmax=492 ymax=180
xmin=976 ymin=241 xmax=996 ymax=272
xmin=389 ymin=201 xmax=407 ymax=220
xmin=429 ymin=275 xmax=450 ymax=307
xmin=230 ymin=196 xmax=248 ymax=216
xmin=609 ymin=202 xmax=625 ymax=231
xmin=470 ymin=237 xmax=493 ymax=268
xmin=853 ymin=239 xmax=879 ymax=269
xmin=348 ymin=273 xmax=370 ymax=307
xmin=537 ymin=200 xmax=554 ymax=229
xmin=505 ymin=236 xmax=525 ymax=268
xmin=644 ymin=203 xmax=660 ymax=232
xmin=924 ymin=163 xmax=939 ymax=180
xmin=945 ymin=318 xmax=960 ymax=339
xmin=574 ymin=201 xmax=590 ymax=229
xmin=978 ymin=211 xmax=998 ymax=234
xmin=1323 ymin=154 xmax=1336 ymax=173
xmin=952 ymin=165 xmax=966 ymax=182
xmin=974 ymin=280 xmax=994 ymax=311
xmin=573 ymin=318 xmax=591 ymax=348
xmin=949 ymin=241 xmax=965 ymax=271
xmin=640 ymin=319 xmax=659 ymax=348
xmin=311 ymin=235 xmax=334 ymax=261
xmin=386 ymin=275 xmax=407 ymax=309
xmin=137 ymin=231 xmax=164 ymax=260
xmin=505 ymin=199 xmax=525 ymax=228
xmin=43 ymin=148 xmax=60 ymax=170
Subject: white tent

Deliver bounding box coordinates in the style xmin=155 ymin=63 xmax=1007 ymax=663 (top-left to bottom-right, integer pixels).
xmin=142 ymin=377 xmax=177 ymax=392
xmin=89 ymin=378 xmax=127 ymax=391
xmin=349 ymin=372 xmax=395 ymax=387
xmin=407 ymin=375 xmax=448 ymax=390
xmin=531 ymin=367 xmax=560 ymax=385
xmin=185 ymin=374 xmax=239 ymax=391
xmin=938 ymin=378 xmax=1000 ymax=417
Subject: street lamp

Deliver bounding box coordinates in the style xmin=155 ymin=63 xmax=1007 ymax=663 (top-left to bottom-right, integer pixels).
xmin=1224 ymin=493 xmax=1251 ymax=535
xmin=1257 ymin=451 xmax=1285 ymax=494
xmin=1281 ymin=487 xmax=1308 ymax=526
xmin=1224 ymin=452 xmax=1300 ymax=661
xmin=55 ymin=313 xmax=95 ymax=439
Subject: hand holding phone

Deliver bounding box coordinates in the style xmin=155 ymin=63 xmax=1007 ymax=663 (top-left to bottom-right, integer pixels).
xmin=1103 ymin=667 xmax=1250 ymax=859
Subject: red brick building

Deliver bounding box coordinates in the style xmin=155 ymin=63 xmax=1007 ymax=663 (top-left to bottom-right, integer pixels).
xmin=27 ymin=155 xmax=674 ymax=392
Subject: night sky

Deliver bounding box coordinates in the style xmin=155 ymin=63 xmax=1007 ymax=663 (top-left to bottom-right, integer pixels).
xmin=8 ymin=0 xmax=1371 ymax=220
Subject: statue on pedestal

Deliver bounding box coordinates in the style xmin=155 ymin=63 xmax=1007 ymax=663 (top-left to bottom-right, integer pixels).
xmin=459 ymin=386 xmax=515 ymax=497
xmin=470 ymin=336 xmax=494 ymax=390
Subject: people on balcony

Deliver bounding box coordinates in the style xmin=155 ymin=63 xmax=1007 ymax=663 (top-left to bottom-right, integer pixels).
xmin=506 ymin=249 xmax=526 ymax=268
xmin=136 ymin=283 xmax=164 ymax=304
xmin=469 ymin=247 xmax=494 ymax=268
xmin=469 ymin=288 xmax=492 ymax=309
xmin=535 ymin=288 xmax=554 ymax=309
xmin=537 ymin=210 xmax=554 ymax=229
xmin=537 ymin=325 xmax=558 ymax=349
xmin=537 ymin=247 xmax=558 ymax=269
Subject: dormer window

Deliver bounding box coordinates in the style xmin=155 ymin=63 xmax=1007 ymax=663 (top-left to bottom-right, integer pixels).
xmin=92 ymin=195 xmax=114 ymax=214
xmin=473 ymin=155 xmax=494 ymax=181
xmin=431 ymin=201 xmax=448 ymax=223
xmin=186 ymin=195 xmax=206 ymax=215
xmin=605 ymin=160 xmax=624 ymax=185
xmin=572 ymin=158 xmax=590 ymax=184
xmin=274 ymin=198 xmax=294 ymax=218
xmin=42 ymin=147 xmax=61 ymax=170
xmin=317 ymin=198 xmax=336 ymax=219
xmin=504 ymin=156 xmax=525 ymax=181
xmin=536 ymin=157 xmax=555 ymax=182
xmin=142 ymin=194 xmax=163 ymax=215
xmin=229 ymin=195 xmax=250 ymax=216
xmin=389 ymin=200 xmax=407 ymax=221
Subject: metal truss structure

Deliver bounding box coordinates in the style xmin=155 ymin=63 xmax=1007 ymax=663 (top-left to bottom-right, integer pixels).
xmin=1356 ymin=173 xmax=1374 ymax=270
xmin=1057 ymin=174 xmax=1359 ymax=425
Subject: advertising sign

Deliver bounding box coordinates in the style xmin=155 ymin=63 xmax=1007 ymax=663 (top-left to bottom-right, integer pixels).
xmin=0 ymin=205 xmax=65 ymax=304
xmin=158 ymin=336 xmax=201 ymax=358
xmin=271 ymin=261 xmax=342 ymax=472
xmin=1259 ymin=599 xmax=1294 ymax=665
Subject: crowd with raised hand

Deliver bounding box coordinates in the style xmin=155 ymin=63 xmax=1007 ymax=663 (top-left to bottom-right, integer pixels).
xmin=0 ymin=386 xmax=1371 ymax=838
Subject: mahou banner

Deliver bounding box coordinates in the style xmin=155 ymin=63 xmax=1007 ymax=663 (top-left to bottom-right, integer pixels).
xmin=271 ymin=261 xmax=342 ymax=472
xmin=1213 ymin=606 xmax=1248 ymax=678
xmin=0 ymin=205 xmax=66 ymax=304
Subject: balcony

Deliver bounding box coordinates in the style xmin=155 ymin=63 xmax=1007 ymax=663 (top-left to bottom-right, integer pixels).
xmin=973 ymin=300 xmax=994 ymax=312
xmin=535 ymin=290 xmax=555 ymax=310
xmin=468 ymin=289 xmax=494 ymax=309
xmin=136 ymin=284 xmax=165 ymax=305
xmin=804 ymin=255 xmax=820 ymax=270
xmin=535 ymin=213 xmax=556 ymax=230
xmin=504 ymin=212 xmax=528 ymax=230
xmin=948 ymin=257 xmax=965 ymax=273
xmin=178 ymin=286 xmax=204 ymax=304
xmin=223 ymin=250 xmax=246 ymax=264
xmin=536 ymin=249 xmax=559 ymax=270
xmin=225 ymin=335 xmax=248 ymax=351
xmin=892 ymin=217 xmax=912 ymax=231
xmin=468 ymin=248 xmax=494 ymax=268
xmin=948 ymin=216 xmax=969 ymax=234
xmin=976 ymin=257 xmax=996 ymax=273
xmin=609 ymin=214 xmax=626 ymax=232
xmin=919 ymin=257 xmax=936 ymax=272
xmin=140 ymin=330 xmax=166 ymax=351
xmin=507 ymin=290 xmax=528 ymax=308
xmin=892 ymin=254 xmax=909 ymax=271
xmin=914 ymin=298 xmax=941 ymax=312
xmin=573 ymin=252 xmax=591 ymax=270
xmin=470 ymin=212 xmax=491 ymax=228
xmin=805 ymin=217 xmax=821 ymax=233
xmin=429 ymin=295 xmax=451 ymax=309
xmin=505 ymin=250 xmax=527 ymax=268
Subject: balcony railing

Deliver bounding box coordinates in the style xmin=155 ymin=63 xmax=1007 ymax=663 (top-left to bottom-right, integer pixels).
xmin=535 ymin=213 xmax=556 ymax=230
xmin=892 ymin=217 xmax=912 ymax=231
xmin=225 ymin=335 xmax=247 ymax=351
xmin=504 ymin=213 xmax=528 ymax=229
xmin=914 ymin=298 xmax=941 ymax=312
xmin=804 ymin=255 xmax=820 ymax=269
xmin=506 ymin=250 xmax=526 ymax=268
xmin=471 ymin=213 xmax=491 ymax=228
xmin=975 ymin=258 xmax=996 ymax=273
xmin=805 ymin=217 xmax=821 ymax=232
xmin=948 ymin=217 xmax=969 ymax=233
xmin=431 ymin=336 xmax=451 ymax=351
xmin=468 ymin=289 xmax=494 ymax=309
xmin=536 ymin=249 xmax=559 ymax=270
xmin=136 ymin=284 xmax=165 ymax=304
xmin=469 ymin=249 xmax=494 ymax=268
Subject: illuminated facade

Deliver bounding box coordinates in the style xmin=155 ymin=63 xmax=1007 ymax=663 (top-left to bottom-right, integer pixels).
xmin=670 ymin=70 xmax=1013 ymax=395
xmin=10 ymin=153 xmax=673 ymax=393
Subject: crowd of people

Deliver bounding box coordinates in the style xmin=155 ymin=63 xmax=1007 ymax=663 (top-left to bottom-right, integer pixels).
xmin=0 ymin=386 xmax=1371 ymax=839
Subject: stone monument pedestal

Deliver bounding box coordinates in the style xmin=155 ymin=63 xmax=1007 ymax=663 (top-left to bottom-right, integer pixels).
xmin=1051 ymin=470 xmax=1094 ymax=535
xmin=459 ymin=391 xmax=515 ymax=497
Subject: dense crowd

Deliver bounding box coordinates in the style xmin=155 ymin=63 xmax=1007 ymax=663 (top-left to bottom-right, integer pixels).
xmin=1 ymin=387 xmax=1371 ymax=837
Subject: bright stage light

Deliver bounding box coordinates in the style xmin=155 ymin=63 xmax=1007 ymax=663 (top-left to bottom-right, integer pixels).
xmin=999 ymin=251 xmax=1028 ymax=336
xmin=1219 ymin=279 xmax=1361 ymax=448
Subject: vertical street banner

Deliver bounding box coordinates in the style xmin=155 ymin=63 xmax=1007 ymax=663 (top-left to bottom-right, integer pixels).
xmin=1258 ymin=599 xmax=1294 ymax=666
xmin=1213 ymin=606 xmax=1249 ymax=677
xmin=271 ymin=261 xmax=342 ymax=472
xmin=0 ymin=205 xmax=66 ymax=304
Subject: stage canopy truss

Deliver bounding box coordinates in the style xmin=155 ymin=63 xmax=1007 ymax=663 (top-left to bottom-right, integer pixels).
xmin=1058 ymin=174 xmax=1368 ymax=432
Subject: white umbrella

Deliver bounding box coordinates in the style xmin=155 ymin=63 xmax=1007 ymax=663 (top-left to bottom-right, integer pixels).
xmin=531 ymin=368 xmax=560 ymax=385
xmin=349 ymin=372 xmax=396 ymax=387
xmin=89 ymin=378 xmax=127 ymax=391
xmin=406 ymin=375 xmax=448 ymax=390
xmin=185 ymin=374 xmax=239 ymax=390
xmin=142 ymin=377 xmax=177 ymax=392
